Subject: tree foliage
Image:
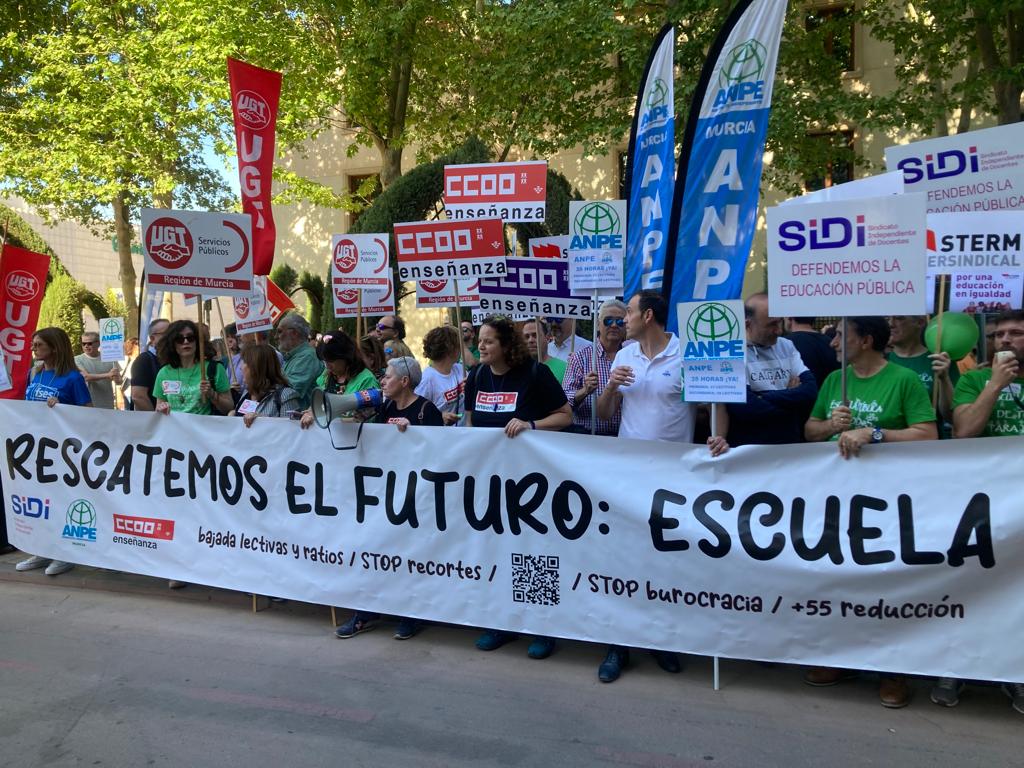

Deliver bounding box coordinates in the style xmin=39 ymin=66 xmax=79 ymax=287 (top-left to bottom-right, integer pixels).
xmin=38 ymin=271 xmax=87 ymax=352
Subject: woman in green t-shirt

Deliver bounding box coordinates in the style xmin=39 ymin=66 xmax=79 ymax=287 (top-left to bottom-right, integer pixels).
xmin=153 ymin=320 xmax=233 ymax=417
xmin=299 ymin=330 xmax=380 ymax=427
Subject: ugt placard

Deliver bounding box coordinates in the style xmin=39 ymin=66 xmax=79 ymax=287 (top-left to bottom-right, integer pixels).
xmin=142 ymin=209 xmax=253 ymax=297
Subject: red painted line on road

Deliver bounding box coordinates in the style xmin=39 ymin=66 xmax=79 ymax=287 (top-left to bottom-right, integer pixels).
xmin=0 ymin=659 xmax=42 ymax=672
xmin=185 ymin=686 xmax=375 ymax=723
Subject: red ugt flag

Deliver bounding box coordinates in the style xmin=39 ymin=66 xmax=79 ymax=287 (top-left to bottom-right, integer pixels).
xmin=0 ymin=245 xmax=51 ymax=399
xmin=227 ymin=57 xmax=282 ymax=276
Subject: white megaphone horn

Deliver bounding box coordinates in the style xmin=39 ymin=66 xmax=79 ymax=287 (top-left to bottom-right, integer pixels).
xmin=311 ymin=387 xmax=383 ymax=428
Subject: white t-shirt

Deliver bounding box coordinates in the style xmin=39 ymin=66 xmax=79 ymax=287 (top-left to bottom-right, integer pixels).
xmin=612 ymin=333 xmax=695 ymax=443
xmin=746 ymin=337 xmax=810 ymax=392
xmin=548 ymin=335 xmax=593 ymax=362
xmin=415 ymin=363 xmax=465 ymax=414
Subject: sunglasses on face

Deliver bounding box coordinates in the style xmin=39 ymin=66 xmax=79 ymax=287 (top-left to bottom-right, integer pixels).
xmin=175 ymin=334 xmax=196 ymax=344
xmin=602 ymin=317 xmax=626 ymax=328
xmin=376 ymin=323 xmax=394 ymax=331
xmin=81 ymin=340 xmax=97 ymax=346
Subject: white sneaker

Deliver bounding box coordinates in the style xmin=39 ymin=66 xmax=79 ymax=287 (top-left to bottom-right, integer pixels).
xmin=44 ymin=560 xmax=74 ymax=576
xmin=15 ymin=555 xmax=50 ymax=572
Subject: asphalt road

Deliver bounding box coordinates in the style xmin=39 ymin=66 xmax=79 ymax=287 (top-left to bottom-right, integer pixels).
xmin=0 ymin=565 xmax=1019 ymax=768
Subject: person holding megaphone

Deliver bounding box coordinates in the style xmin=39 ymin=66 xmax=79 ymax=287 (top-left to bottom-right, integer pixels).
xmin=299 ymin=331 xmax=380 ymax=428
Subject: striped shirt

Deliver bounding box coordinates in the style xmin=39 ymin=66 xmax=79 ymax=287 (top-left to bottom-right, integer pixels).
xmin=564 ymin=342 xmax=621 ymax=436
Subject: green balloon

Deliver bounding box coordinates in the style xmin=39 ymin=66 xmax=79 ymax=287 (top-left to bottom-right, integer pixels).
xmin=925 ymin=312 xmax=979 ymax=361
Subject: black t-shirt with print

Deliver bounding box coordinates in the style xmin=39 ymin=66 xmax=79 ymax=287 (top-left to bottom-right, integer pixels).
xmin=464 ymin=360 xmax=568 ymax=429
xmin=375 ymin=396 xmax=444 ymax=427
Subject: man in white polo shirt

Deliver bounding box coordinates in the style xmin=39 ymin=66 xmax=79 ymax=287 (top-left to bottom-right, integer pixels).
xmin=594 ymin=289 xmax=728 ymax=683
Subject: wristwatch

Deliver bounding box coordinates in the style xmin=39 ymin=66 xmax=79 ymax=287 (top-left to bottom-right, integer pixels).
xmin=870 ymin=428 xmax=884 ymax=444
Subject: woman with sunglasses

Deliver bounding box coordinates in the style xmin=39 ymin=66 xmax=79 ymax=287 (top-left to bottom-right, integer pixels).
xmin=333 ymin=355 xmax=442 ymax=642
xmin=464 ymin=315 xmax=571 ymax=659
xmin=153 ymin=320 xmax=233 ymax=416
xmin=14 ymin=327 xmax=92 ymax=577
xmin=564 ymin=299 xmax=628 ymax=436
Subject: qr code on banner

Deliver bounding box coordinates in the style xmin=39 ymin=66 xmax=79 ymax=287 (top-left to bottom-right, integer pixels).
xmin=511 ymin=553 xmax=560 ymax=606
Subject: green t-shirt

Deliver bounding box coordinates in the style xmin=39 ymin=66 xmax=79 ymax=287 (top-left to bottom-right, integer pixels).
xmin=952 ymin=368 xmax=1024 ymax=437
xmin=810 ymin=362 xmax=936 ymax=440
xmin=153 ymin=362 xmax=230 ymax=415
xmin=543 ymin=356 xmax=567 ymax=385
xmin=886 ymin=350 xmax=959 ymax=392
xmin=315 ymin=366 xmax=379 ymax=394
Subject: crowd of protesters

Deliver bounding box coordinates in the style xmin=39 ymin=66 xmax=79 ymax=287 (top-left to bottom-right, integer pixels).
xmin=2 ymin=295 xmax=1023 ymax=715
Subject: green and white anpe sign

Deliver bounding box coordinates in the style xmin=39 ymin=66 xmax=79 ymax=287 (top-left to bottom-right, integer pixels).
xmin=99 ymin=317 xmax=126 ymax=362
xmin=677 ymin=299 xmax=746 ymax=404
xmin=568 ymin=200 xmax=626 ymax=292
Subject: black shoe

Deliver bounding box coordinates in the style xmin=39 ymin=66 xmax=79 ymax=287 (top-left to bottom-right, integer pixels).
xmin=651 ymin=650 xmax=683 ymax=674
xmin=599 ymin=646 xmax=630 ymax=683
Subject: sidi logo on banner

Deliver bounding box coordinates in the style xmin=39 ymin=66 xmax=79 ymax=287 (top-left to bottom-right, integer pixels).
xmin=0 ymin=245 xmax=51 ymax=400
xmin=896 ymin=147 xmax=980 ymax=185
xmin=228 ymin=58 xmax=282 ymax=277
xmin=777 ymin=216 xmax=867 ymax=251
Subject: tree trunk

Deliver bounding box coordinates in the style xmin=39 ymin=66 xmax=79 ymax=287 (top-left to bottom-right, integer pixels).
xmin=377 ymin=142 xmax=404 ymax=189
xmin=152 ymin=190 xmax=174 ymax=320
xmin=112 ymin=191 xmax=139 ymax=336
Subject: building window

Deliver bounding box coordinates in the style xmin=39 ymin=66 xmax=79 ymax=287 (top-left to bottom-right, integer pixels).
xmin=804 ymin=130 xmax=855 ymax=192
xmin=347 ymin=173 xmax=380 ymax=229
xmin=806 ymin=4 xmax=855 ymax=73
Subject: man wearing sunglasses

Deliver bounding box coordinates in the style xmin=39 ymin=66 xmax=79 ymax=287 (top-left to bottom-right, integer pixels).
xmin=373 ymin=315 xmax=405 ymax=343
xmin=564 ymin=299 xmax=628 ymax=435
xmin=75 ymin=332 xmax=121 ymax=410
xmin=546 ymin=316 xmax=591 ymax=362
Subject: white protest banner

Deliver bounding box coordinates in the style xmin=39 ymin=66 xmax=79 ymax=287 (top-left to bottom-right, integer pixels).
xmin=949 ymin=272 xmax=1022 ymax=313
xmin=443 ymin=161 xmax=547 ymax=223
xmin=925 ymin=211 xmax=1024 ymax=276
xmin=394 ymin=218 xmax=506 ymax=281
xmin=3 ymin=400 xmax=1021 ymax=682
xmin=568 ymin=200 xmax=627 ymax=292
xmin=885 ymin=122 xmax=1024 ymax=213
xmin=142 ymin=209 xmax=253 ymax=297
xmin=334 ymin=280 xmax=395 ymax=317
xmin=779 ymin=171 xmax=904 ymax=206
xmin=331 ymin=233 xmax=391 ymax=288
xmin=767 ymin=193 xmax=927 ymax=317
xmin=98 ymin=317 xmax=125 ymax=362
xmin=233 ymin=275 xmax=273 ymax=334
xmin=677 ymin=300 xmax=747 ymax=403
xmin=415 ymin=279 xmax=480 ymax=309
xmin=478 ymin=256 xmax=594 ymax=320
xmin=0 ymin=349 xmax=12 ymax=393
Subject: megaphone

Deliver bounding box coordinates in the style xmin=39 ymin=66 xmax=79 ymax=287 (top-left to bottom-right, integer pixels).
xmin=311 ymin=387 xmax=382 ymax=428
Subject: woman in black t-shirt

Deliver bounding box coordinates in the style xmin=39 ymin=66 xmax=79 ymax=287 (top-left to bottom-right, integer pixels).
xmin=464 ymin=315 xmax=570 ymax=659
xmin=464 ymin=315 xmax=571 ymax=436
xmin=333 ymin=355 xmax=440 ymax=644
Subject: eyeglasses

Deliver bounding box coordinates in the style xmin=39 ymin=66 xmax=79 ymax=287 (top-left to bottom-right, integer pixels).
xmin=376 ymin=323 xmax=394 ymax=331
xmin=81 ymin=340 xmax=98 ymax=346
xmin=384 ymin=347 xmax=394 ymax=355
xmin=602 ymin=317 xmax=626 ymax=328
xmin=174 ymin=334 xmax=196 ymax=344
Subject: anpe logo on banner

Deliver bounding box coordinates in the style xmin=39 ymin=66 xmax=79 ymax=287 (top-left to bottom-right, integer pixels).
xmin=62 ymin=498 xmax=97 ymax=543
xmin=101 ymin=318 xmax=120 ymax=337
xmin=113 ymin=513 xmax=175 ymax=541
xmin=713 ymin=39 xmax=768 ymax=111
xmin=333 ymin=238 xmax=359 ymax=273
xmin=897 ymin=147 xmax=980 ymax=185
xmin=6 ymin=270 xmax=40 ymax=302
xmin=684 ymin=302 xmax=744 ymax=359
xmin=570 ymin=202 xmax=623 ymax=250
xmin=146 ymin=217 xmax=194 ymax=268
xmin=235 ymin=90 xmax=271 ymax=130
xmin=777 ymin=216 xmax=867 ymax=252
xmin=641 ymin=77 xmax=671 ymax=131
xmin=10 ymin=494 xmax=50 ymax=519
